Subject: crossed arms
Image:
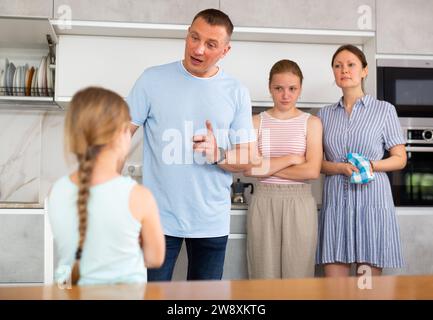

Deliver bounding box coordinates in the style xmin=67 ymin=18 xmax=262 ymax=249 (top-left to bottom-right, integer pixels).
xmin=243 ymin=114 xmax=323 ymax=180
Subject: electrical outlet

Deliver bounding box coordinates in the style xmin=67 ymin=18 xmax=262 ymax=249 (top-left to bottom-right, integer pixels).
xmin=123 ymin=163 xmax=142 ymax=177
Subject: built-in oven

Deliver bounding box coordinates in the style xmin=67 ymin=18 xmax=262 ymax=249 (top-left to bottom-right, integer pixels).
xmin=377 ymin=59 xmax=433 ymax=117
xmin=388 ymin=124 xmax=433 ymax=206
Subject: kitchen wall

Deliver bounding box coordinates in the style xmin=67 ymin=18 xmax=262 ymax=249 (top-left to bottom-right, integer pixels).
xmin=1 ymin=0 xmax=433 ymax=204
xmin=0 ymin=110 xmax=41 ymax=202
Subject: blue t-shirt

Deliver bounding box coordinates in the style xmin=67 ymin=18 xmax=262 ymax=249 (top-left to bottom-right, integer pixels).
xmin=127 ymin=61 xmax=255 ymax=237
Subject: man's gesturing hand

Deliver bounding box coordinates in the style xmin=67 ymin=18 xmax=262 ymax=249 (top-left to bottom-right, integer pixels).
xmin=192 ymin=120 xmax=219 ymax=164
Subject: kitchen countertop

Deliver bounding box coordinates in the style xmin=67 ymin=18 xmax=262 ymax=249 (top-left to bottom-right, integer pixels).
xmin=0 ymin=202 xmax=431 ymax=213
xmin=0 ymin=202 xmax=44 ymax=209
xmin=231 ymin=203 xmax=249 ymax=210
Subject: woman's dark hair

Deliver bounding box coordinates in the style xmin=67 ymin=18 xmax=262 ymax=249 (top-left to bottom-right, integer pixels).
xmin=331 ymin=44 xmax=368 ymax=68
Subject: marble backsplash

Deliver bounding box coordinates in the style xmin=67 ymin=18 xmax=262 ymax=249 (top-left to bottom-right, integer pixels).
xmin=0 ymin=110 xmax=41 ymax=202
xmin=0 ymin=110 xmax=143 ymax=203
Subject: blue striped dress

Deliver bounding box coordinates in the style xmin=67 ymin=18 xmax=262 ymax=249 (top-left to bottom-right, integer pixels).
xmin=316 ymin=94 xmax=405 ymax=268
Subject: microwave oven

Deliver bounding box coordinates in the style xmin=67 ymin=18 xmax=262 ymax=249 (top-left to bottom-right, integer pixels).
xmin=377 ymin=59 xmax=433 ymax=117
xmin=387 ymin=121 xmax=433 ymax=206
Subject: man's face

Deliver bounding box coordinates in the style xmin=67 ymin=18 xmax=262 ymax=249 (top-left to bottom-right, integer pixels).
xmin=183 ymin=17 xmax=231 ymax=78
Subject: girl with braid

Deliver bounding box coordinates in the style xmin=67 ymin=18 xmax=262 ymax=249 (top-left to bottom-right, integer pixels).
xmin=48 ymin=87 xmax=165 ymax=286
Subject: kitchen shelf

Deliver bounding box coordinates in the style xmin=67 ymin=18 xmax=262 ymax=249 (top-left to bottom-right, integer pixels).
xmin=51 ymin=20 xmax=375 ymax=45
xmin=0 ymin=17 xmax=58 ymax=111
xmin=0 ymin=96 xmax=62 ymax=110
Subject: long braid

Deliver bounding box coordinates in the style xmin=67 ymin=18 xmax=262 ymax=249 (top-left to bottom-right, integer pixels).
xmin=64 ymin=86 xmax=131 ymax=285
xmin=71 ymin=147 xmax=98 ymax=284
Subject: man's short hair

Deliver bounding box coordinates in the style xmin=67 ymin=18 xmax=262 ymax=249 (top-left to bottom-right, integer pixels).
xmin=192 ymin=8 xmax=234 ymax=38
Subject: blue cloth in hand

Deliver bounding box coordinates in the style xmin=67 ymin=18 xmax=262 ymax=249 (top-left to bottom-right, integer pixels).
xmin=347 ymin=153 xmax=374 ymax=184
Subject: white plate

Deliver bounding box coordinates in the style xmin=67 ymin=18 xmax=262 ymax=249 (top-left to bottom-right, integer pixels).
xmin=0 ymin=68 xmax=4 ymax=96
xmin=11 ymin=67 xmax=20 ymax=96
xmin=37 ymin=56 xmax=46 ymax=96
xmin=18 ymin=66 xmax=23 ymax=96
xmin=21 ymin=64 xmax=28 ymax=96
xmin=7 ymin=62 xmax=15 ymax=96
xmin=15 ymin=66 xmax=20 ymax=96
xmin=46 ymin=55 xmax=52 ymax=96
xmin=4 ymin=63 xmax=9 ymax=95
xmin=43 ymin=56 xmax=48 ymax=96
xmin=2 ymin=58 xmax=8 ymax=95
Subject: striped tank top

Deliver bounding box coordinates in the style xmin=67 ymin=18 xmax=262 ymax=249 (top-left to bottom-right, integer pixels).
xmin=258 ymin=110 xmax=310 ymax=184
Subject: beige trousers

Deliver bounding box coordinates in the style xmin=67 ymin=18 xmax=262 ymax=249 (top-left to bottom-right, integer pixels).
xmin=247 ymin=183 xmax=318 ymax=279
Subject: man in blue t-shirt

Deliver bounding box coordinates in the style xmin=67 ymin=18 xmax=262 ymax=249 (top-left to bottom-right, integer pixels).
xmin=127 ymin=8 xmax=259 ymax=281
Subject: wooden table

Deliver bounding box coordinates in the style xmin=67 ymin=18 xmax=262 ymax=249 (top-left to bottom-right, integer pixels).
xmin=1 ymin=275 xmax=433 ymax=300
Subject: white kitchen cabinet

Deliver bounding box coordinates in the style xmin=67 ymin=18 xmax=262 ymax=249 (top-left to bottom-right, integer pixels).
xmin=221 ymin=0 xmax=375 ymax=31
xmin=220 ymin=41 xmax=343 ymax=105
xmin=55 ymin=35 xmax=184 ymax=105
xmin=0 ymin=17 xmax=59 ymax=111
xmin=223 ymin=235 xmax=248 ymax=280
xmin=383 ymin=208 xmax=433 ymax=276
xmin=0 ymin=208 xmax=53 ymax=284
xmin=376 ymin=0 xmax=433 ymax=55
xmin=53 ymin=0 xmax=218 ymax=24
xmin=55 ymin=35 xmax=346 ymax=106
xmin=0 ymin=0 xmax=53 ymax=18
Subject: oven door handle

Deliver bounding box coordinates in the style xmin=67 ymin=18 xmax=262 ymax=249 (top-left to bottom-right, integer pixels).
xmin=406 ymin=146 xmax=433 ymax=152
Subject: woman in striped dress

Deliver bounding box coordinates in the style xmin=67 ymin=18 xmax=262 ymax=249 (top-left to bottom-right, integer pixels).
xmin=316 ymin=45 xmax=407 ymax=277
xmin=244 ymin=60 xmax=323 ymax=279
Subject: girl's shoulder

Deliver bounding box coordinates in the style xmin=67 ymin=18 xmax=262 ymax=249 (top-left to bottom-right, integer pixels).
xmin=50 ymin=174 xmax=75 ymax=194
xmin=306 ymin=113 xmax=322 ymax=128
xmin=129 ymin=183 xmax=157 ymax=221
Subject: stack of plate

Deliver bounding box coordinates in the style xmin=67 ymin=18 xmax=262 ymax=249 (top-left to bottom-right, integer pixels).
xmin=0 ymin=54 xmax=53 ymax=97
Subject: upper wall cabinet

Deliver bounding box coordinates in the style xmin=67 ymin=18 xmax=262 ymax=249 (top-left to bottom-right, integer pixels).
xmin=50 ymin=0 xmax=374 ymax=45
xmin=377 ymin=0 xmax=433 ymax=55
xmin=0 ymin=0 xmax=53 ymax=18
xmin=53 ymin=0 xmax=218 ymax=24
xmin=55 ymin=36 xmax=342 ymax=107
xmin=221 ymin=0 xmax=375 ymax=31
xmin=55 ymin=36 xmax=184 ymax=105
xmin=0 ymin=17 xmax=58 ymax=110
